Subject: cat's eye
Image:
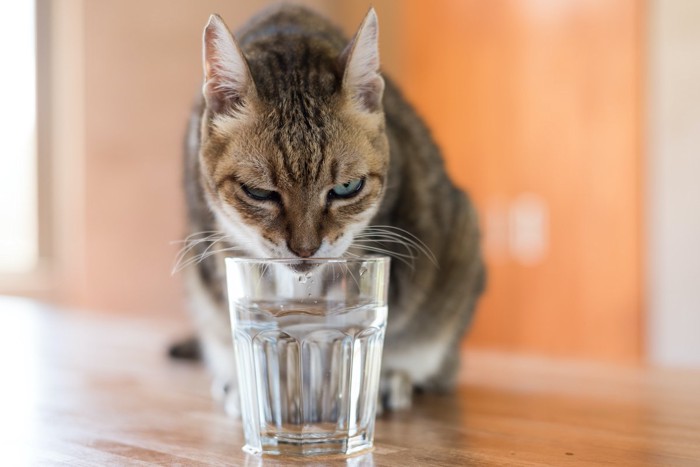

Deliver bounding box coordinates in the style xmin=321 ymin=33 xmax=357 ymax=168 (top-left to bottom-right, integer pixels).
xmin=329 ymin=178 xmax=364 ymax=199
xmin=242 ymin=184 xmax=279 ymax=202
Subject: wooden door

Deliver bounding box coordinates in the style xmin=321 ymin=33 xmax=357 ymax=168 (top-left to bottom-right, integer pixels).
xmin=386 ymin=0 xmax=643 ymax=362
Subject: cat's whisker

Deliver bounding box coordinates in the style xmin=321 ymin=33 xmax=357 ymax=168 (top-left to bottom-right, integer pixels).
xmin=261 ymin=262 xmax=271 ymax=279
xmin=173 ymin=242 xmax=220 ymax=274
xmin=354 ymin=240 xmax=416 ymax=259
xmin=365 ymin=225 xmax=435 ymax=258
xmin=359 ymin=225 xmax=438 ymax=266
xmin=353 ymin=234 xmax=422 ymax=254
xmin=173 ymin=234 xmax=227 ymax=268
xmin=352 ymin=237 xmax=418 ymax=261
xmin=170 ymin=230 xmax=226 ymax=245
xmin=173 ymin=245 xmax=246 ymax=274
xmin=175 ymin=235 xmax=228 ymax=262
xmin=193 ymin=245 xmax=246 ymax=264
xmin=171 ymin=230 xmax=241 ymax=274
xmin=172 ymin=232 xmax=228 ymax=263
xmin=352 ymin=243 xmax=416 ymax=261
xmin=342 ymin=262 xmax=361 ymax=290
xmin=353 ymin=231 xmax=429 ymax=262
xmin=361 ymin=226 xmax=430 ymax=249
xmin=349 ymin=244 xmax=415 ymax=269
xmin=173 ymin=231 xmax=227 ymax=252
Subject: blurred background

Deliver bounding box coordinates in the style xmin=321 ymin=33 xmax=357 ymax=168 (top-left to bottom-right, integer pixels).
xmin=0 ymin=0 xmax=698 ymax=367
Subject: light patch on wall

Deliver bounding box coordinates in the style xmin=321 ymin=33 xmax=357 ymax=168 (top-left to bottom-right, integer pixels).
xmin=509 ymin=193 xmax=549 ymax=266
xmin=0 ymin=1 xmax=37 ymax=273
xmin=483 ymin=193 xmax=549 ymax=266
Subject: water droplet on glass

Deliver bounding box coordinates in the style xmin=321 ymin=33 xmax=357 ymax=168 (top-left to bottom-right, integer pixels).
xmin=298 ymin=274 xmax=308 ymax=283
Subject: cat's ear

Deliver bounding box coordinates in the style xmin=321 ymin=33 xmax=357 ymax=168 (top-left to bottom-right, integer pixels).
xmin=202 ymin=14 xmax=255 ymax=114
xmin=341 ymin=8 xmax=385 ymax=112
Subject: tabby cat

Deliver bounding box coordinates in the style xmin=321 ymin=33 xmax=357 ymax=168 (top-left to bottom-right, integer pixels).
xmin=175 ymin=5 xmax=485 ymax=414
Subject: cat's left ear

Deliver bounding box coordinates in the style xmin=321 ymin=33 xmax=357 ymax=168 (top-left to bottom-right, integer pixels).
xmin=341 ymin=8 xmax=385 ymax=113
xmin=202 ymin=14 xmax=255 ymax=114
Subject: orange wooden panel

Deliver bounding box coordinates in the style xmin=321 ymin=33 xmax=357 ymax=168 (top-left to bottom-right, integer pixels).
xmin=395 ymin=0 xmax=643 ymax=362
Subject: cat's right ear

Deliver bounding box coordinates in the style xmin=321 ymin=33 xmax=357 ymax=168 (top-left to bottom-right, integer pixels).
xmin=202 ymin=14 xmax=255 ymax=114
xmin=341 ymin=8 xmax=385 ymax=113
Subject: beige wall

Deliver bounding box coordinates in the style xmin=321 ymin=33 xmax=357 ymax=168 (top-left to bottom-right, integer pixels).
xmin=648 ymin=0 xmax=700 ymax=367
xmin=49 ymin=0 xmax=400 ymax=315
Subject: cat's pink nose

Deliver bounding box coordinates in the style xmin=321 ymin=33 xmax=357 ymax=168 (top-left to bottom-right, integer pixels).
xmin=287 ymin=242 xmax=319 ymax=258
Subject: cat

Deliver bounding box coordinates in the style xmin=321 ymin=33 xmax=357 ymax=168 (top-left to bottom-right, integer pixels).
xmin=174 ymin=4 xmax=485 ymax=415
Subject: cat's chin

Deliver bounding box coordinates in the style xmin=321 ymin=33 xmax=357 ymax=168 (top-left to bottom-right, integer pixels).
xmin=286 ymin=262 xmax=318 ymax=274
xmin=270 ymin=253 xmax=348 ymax=274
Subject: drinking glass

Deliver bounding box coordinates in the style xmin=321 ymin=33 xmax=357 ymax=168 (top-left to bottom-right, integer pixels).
xmin=226 ymin=256 xmax=390 ymax=456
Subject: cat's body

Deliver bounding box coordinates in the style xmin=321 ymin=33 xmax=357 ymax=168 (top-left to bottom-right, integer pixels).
xmin=179 ymin=5 xmax=485 ymax=413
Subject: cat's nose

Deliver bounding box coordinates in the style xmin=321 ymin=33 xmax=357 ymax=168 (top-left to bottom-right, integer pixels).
xmin=287 ymin=241 xmax=319 ymax=258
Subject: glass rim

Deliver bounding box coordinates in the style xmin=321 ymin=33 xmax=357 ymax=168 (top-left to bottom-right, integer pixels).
xmin=224 ymin=255 xmax=390 ymax=265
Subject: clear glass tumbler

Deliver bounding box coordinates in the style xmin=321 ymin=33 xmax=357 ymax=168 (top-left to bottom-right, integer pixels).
xmin=225 ymin=257 xmax=390 ymax=456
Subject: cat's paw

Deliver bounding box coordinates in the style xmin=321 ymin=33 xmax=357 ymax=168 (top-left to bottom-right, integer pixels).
xmin=211 ymin=377 xmax=240 ymax=418
xmin=210 ymin=376 xmax=229 ymax=402
xmin=224 ymin=389 xmax=241 ymax=418
xmin=379 ymin=370 xmax=413 ymax=412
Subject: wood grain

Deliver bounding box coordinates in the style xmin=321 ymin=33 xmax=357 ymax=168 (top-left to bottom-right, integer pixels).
xmin=2 ymin=296 xmax=698 ymax=466
xmin=397 ymin=0 xmax=644 ymax=362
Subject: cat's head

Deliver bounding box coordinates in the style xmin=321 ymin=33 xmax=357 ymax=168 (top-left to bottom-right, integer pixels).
xmin=197 ymin=9 xmax=387 ymax=259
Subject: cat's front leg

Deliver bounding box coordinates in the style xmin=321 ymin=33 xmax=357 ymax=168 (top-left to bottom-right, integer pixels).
xmin=185 ymin=266 xmax=242 ymax=417
xmin=200 ymin=329 xmax=241 ymax=418
xmin=211 ymin=376 xmax=240 ymax=418
xmin=378 ymin=369 xmax=413 ymax=413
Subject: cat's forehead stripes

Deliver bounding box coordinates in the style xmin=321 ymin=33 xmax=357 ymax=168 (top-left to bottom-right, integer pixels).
xmin=246 ymin=39 xmax=341 ymax=101
xmin=268 ymin=103 xmax=328 ymax=184
xmin=247 ymin=41 xmax=342 ymax=185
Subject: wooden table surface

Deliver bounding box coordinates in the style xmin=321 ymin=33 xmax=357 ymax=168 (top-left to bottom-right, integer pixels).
xmin=2 ymin=296 xmax=699 ymax=466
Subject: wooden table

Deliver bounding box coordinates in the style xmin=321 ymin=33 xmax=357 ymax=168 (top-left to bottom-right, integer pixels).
xmin=2 ymin=296 xmax=699 ymax=466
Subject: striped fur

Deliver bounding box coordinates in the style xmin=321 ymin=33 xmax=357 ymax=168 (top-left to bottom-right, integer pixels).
xmin=181 ymin=5 xmax=485 ymax=413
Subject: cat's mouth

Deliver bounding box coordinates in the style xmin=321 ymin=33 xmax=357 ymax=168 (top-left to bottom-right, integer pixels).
xmin=287 ymin=262 xmax=318 ymax=274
